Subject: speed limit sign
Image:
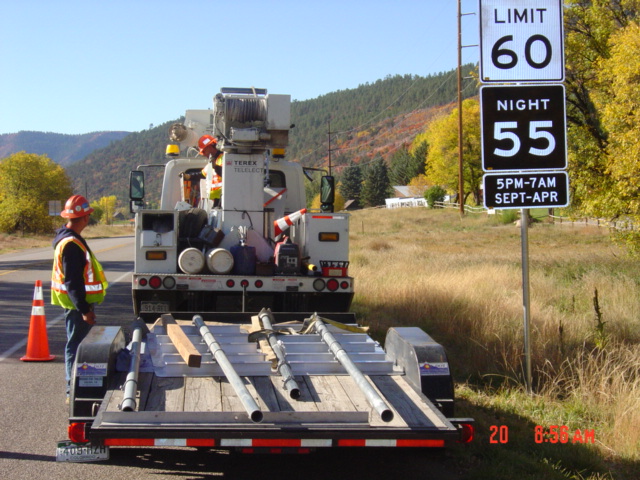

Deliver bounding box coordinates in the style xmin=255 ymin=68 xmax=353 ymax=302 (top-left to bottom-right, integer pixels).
xmin=481 ymin=84 xmax=566 ymax=171
xmin=479 ymin=0 xmax=564 ymax=83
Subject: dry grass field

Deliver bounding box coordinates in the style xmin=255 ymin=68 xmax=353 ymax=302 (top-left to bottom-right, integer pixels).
xmin=349 ymin=207 xmax=639 ymax=478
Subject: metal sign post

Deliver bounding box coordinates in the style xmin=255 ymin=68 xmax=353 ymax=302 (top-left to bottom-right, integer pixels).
xmin=520 ymin=209 xmax=532 ymax=392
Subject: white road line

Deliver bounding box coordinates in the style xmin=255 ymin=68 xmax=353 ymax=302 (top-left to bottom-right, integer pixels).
xmin=0 ymin=270 xmax=133 ymax=362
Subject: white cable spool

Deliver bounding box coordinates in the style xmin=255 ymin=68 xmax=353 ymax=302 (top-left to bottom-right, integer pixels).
xmin=178 ymin=248 xmax=205 ymax=274
xmin=206 ymin=248 xmax=234 ymax=274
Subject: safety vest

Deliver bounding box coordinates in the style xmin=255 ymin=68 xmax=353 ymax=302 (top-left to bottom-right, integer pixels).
xmin=202 ymin=161 xmax=222 ymax=200
xmin=51 ymin=237 xmax=108 ymax=309
xmin=209 ymin=172 xmax=222 ymax=199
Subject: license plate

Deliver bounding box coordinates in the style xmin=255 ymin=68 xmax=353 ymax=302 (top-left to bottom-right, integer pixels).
xmin=56 ymin=440 xmax=109 ymax=462
xmin=140 ymin=301 xmax=170 ymax=313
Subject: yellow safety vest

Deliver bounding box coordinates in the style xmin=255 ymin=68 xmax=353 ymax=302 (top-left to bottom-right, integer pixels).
xmin=202 ymin=161 xmax=222 ymax=200
xmin=51 ymin=237 xmax=108 ymax=309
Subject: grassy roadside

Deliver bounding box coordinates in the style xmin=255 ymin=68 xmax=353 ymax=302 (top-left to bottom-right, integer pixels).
xmin=0 ymin=224 xmax=134 ymax=254
xmin=349 ymin=207 xmax=639 ymax=479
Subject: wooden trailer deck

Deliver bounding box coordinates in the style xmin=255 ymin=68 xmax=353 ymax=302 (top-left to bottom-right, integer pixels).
xmin=89 ymin=316 xmax=456 ymax=436
xmin=97 ymin=371 xmax=449 ymax=430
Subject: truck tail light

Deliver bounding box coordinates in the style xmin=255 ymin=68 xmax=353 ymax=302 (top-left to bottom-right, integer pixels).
xmin=313 ymin=279 xmax=325 ymax=291
xmin=326 ymin=279 xmax=339 ymax=292
xmin=149 ymin=276 xmax=162 ymax=289
xmin=138 ymin=278 xmax=148 ymax=287
xmin=458 ymin=423 xmax=475 ymax=443
xmin=163 ymin=276 xmax=176 ymax=289
xmin=68 ymin=422 xmax=88 ymax=443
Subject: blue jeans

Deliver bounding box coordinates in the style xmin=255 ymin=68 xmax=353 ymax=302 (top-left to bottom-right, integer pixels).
xmin=64 ymin=308 xmax=92 ymax=395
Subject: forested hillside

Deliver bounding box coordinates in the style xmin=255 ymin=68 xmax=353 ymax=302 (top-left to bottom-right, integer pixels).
xmin=289 ymin=68 xmax=477 ymax=167
xmin=0 ymin=131 xmax=130 ymax=166
xmin=67 ymin=120 xmax=179 ymax=204
xmin=66 ymin=66 xmax=478 ymax=204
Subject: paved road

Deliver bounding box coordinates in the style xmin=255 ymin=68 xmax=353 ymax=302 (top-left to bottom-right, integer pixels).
xmin=0 ymin=235 xmax=463 ymax=480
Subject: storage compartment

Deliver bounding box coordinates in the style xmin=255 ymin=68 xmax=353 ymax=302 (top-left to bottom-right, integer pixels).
xmin=293 ymin=214 xmax=350 ymax=270
xmin=135 ymin=211 xmax=178 ymax=273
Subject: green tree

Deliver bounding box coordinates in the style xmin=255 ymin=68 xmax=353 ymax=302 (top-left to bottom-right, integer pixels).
xmin=338 ymin=160 xmax=363 ymax=208
xmin=360 ymin=157 xmax=391 ymax=207
xmin=425 ymin=185 xmax=447 ymax=208
xmin=388 ymin=144 xmax=425 ymax=186
xmin=0 ymin=152 xmax=73 ymax=234
xmin=421 ymin=99 xmax=482 ymax=204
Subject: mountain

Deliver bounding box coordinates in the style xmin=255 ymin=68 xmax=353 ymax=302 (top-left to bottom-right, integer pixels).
xmin=0 ymin=131 xmax=131 ymax=166
xmin=65 ymin=66 xmax=478 ymax=204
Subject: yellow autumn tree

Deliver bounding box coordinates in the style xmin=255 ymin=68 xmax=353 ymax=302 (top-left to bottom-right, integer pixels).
xmin=593 ymin=22 xmax=640 ymax=215
xmin=407 ymin=174 xmax=430 ymax=197
xmin=421 ymin=99 xmax=482 ymax=204
xmin=0 ymin=152 xmax=73 ymax=234
xmin=591 ymin=21 xmax=640 ymax=251
xmin=97 ymin=195 xmax=118 ymax=225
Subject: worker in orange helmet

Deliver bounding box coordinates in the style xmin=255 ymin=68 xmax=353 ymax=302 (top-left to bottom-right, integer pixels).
xmin=51 ymin=194 xmax=108 ymax=403
xmin=199 ymin=135 xmax=223 ymax=173
xmin=199 ymin=135 xmax=223 ymax=206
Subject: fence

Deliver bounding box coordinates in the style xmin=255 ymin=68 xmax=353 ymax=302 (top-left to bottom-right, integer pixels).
xmin=428 ymin=202 xmax=637 ymax=231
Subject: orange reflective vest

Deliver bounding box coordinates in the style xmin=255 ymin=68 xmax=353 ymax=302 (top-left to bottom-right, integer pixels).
xmin=51 ymin=237 xmax=108 ymax=309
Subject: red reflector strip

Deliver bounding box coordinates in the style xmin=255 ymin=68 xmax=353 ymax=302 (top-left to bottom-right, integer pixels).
xmin=187 ymin=439 xmax=216 ymax=447
xmin=311 ymin=215 xmax=333 ymax=219
xmin=104 ymin=438 xmax=215 ymax=447
xmin=397 ymin=439 xmax=445 ymax=448
xmin=104 ymin=438 xmax=155 ymax=446
xmin=338 ymin=439 xmax=366 ymax=447
xmin=254 ymin=439 xmax=301 ymax=447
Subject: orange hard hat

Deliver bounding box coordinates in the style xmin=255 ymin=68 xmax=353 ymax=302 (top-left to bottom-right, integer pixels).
xmin=61 ymin=194 xmax=94 ymax=218
xmin=198 ymin=135 xmax=218 ymax=157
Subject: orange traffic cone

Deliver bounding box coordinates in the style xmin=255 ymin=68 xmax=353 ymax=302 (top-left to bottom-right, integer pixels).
xmin=20 ymin=280 xmax=55 ymax=362
xmin=274 ymin=208 xmax=306 ymax=236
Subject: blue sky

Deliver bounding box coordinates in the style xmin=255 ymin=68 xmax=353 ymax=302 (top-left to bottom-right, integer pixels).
xmin=0 ymin=0 xmax=479 ymax=135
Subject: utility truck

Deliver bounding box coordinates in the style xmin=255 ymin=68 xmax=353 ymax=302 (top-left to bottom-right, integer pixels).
xmin=58 ymin=88 xmax=473 ymax=462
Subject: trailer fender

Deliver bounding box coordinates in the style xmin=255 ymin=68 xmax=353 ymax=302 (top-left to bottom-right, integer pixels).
xmin=70 ymin=326 xmax=126 ymax=420
xmin=384 ymin=327 xmax=455 ymax=417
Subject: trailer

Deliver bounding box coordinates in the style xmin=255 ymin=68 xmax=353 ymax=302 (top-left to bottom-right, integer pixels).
xmin=58 ymin=88 xmax=473 ymax=461
xmin=60 ymin=311 xmax=473 ymax=461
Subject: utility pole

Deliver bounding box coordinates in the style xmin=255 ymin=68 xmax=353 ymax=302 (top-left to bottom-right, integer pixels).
xmin=457 ymin=0 xmax=464 ymax=216
xmin=327 ymin=120 xmax=332 ymax=176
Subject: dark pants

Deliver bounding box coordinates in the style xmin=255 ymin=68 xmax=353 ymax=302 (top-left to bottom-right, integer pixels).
xmin=64 ymin=308 xmax=92 ymax=395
